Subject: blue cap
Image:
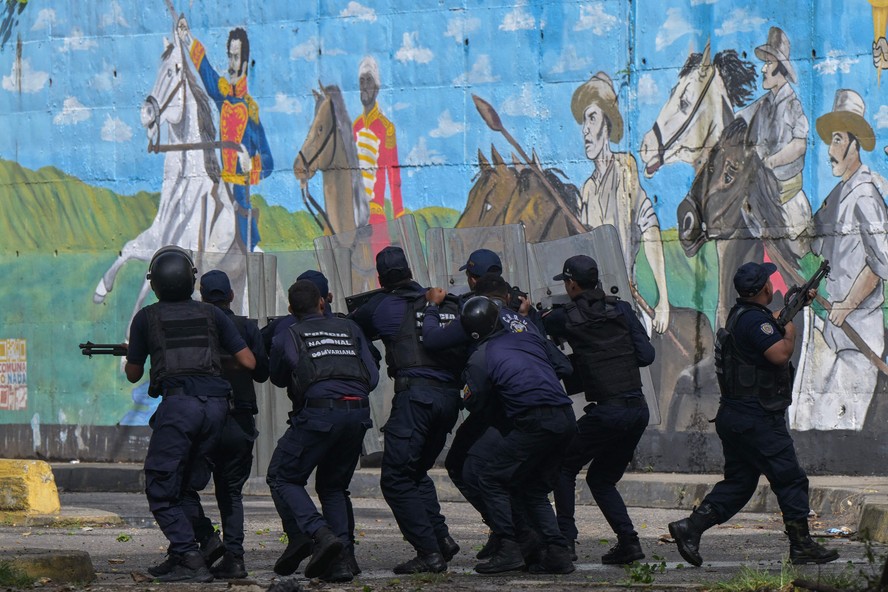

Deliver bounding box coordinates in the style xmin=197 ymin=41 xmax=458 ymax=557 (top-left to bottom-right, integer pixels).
xmin=553 ymin=255 xmax=598 ymax=285
xmin=734 ymin=262 xmax=778 ymax=297
xmin=297 ymin=269 xmax=329 ymax=296
xmin=376 ymin=246 xmax=411 ymax=282
xmin=459 ymin=249 xmax=503 ymax=276
xmin=199 ymin=269 xmax=232 ymax=303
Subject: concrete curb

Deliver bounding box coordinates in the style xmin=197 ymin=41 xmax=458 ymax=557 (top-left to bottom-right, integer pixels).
xmin=0 ymin=460 xmax=60 ymax=514
xmin=0 ymin=506 xmax=124 ymax=527
xmin=2 ymin=548 xmax=95 ymax=584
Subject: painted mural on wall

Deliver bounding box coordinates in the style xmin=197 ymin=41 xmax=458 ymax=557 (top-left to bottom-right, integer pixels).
xmin=2 ymin=0 xmax=888 ymax=465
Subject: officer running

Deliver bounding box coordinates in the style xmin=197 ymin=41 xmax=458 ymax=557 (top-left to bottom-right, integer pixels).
xmin=125 ymin=246 xmax=256 ymax=583
xmin=266 ymin=280 xmax=379 ymax=583
xmin=544 ymin=255 xmax=653 ymax=564
xmin=350 ymin=246 xmax=464 ymax=574
xmin=668 ymin=262 xmax=838 ymax=566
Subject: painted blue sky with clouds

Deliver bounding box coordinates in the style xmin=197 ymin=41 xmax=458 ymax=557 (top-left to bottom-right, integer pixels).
xmin=0 ymin=0 xmax=882 ymax=229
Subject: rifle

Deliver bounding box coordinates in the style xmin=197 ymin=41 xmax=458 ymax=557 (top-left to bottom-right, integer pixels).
xmin=79 ymin=341 xmax=128 ymax=358
xmin=776 ymin=260 xmax=830 ymax=328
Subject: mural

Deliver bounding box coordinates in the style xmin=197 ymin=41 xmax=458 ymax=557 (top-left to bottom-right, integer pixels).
xmin=2 ymin=0 xmax=888 ymax=471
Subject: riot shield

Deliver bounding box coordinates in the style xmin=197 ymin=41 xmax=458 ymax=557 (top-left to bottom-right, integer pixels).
xmin=269 ymin=249 xmax=322 ymax=315
xmin=194 ymin=249 xmax=273 ymax=319
xmin=426 ymin=224 xmax=530 ymax=296
xmin=527 ymin=225 xmax=661 ymax=425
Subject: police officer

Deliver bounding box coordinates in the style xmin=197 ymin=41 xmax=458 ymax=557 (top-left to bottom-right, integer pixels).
xmin=668 ymin=262 xmax=838 ymax=567
xmin=125 ymin=246 xmax=256 ymax=583
xmin=461 ymin=296 xmax=576 ymax=575
xmin=544 ymin=255 xmax=653 ymax=564
xmin=459 ymin=248 xmax=503 ymax=303
xmin=266 ymin=280 xmax=379 ymax=583
xmin=350 ymin=246 xmax=463 ymax=574
xmin=187 ymin=270 xmax=269 ymax=579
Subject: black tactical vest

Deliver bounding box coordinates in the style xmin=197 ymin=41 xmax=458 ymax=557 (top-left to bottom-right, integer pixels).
xmin=224 ymin=315 xmax=258 ymax=411
xmin=562 ymin=291 xmax=642 ymax=402
xmin=384 ymin=288 xmax=466 ymax=376
xmin=715 ymin=303 xmax=794 ymax=412
xmin=145 ymin=300 xmax=222 ymax=393
xmin=289 ymin=316 xmax=370 ymax=398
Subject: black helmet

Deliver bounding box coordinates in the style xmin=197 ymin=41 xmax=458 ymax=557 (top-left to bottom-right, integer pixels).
xmin=147 ymin=246 xmax=196 ymax=301
xmin=460 ymin=296 xmax=500 ymax=341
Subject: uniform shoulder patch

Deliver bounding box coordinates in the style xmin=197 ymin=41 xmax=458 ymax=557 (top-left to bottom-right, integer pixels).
xmin=760 ymin=322 xmax=775 ymax=336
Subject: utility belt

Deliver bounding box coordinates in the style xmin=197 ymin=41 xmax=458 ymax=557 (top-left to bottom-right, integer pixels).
xmin=394 ymin=375 xmax=461 ymax=393
xmin=304 ymin=397 xmax=370 ymax=411
xmin=593 ymin=396 xmax=647 ymax=408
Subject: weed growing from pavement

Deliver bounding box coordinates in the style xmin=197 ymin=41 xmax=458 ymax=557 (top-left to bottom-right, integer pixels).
xmin=279 ymin=532 xmax=289 ymax=544
xmin=712 ymin=562 xmax=798 ymax=592
xmin=0 ymin=561 xmax=31 ymax=587
xmin=115 ymin=533 xmax=131 ymax=542
xmin=622 ymin=555 xmax=666 ymax=585
xmin=409 ymin=571 xmax=451 ymax=586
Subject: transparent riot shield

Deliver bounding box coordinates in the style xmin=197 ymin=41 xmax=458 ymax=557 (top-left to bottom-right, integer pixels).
xmin=426 ymin=224 xmax=530 ymax=296
xmin=194 ymin=249 xmax=273 ymax=319
xmin=269 ymin=249 xmax=322 ymax=315
xmin=527 ymin=225 xmax=661 ymax=425
xmin=314 ymin=215 xmax=429 ymax=455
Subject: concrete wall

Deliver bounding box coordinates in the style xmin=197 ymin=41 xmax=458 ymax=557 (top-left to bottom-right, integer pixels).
xmin=1 ymin=0 xmax=887 ymax=473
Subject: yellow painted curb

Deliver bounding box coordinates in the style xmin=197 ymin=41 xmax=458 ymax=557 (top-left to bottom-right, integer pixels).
xmin=0 ymin=459 xmax=60 ymax=515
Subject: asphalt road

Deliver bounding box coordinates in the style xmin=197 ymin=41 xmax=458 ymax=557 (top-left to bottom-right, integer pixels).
xmin=0 ymin=492 xmax=883 ymax=591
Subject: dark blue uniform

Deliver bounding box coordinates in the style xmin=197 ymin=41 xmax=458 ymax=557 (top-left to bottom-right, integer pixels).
xmin=701 ymin=300 xmax=810 ymax=522
xmin=127 ymin=304 xmax=247 ymax=556
xmin=266 ymin=314 xmax=379 ymax=551
xmin=545 ymin=299 xmax=654 ymax=544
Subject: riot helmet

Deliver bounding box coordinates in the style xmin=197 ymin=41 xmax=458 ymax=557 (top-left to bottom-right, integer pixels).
xmin=147 ymin=246 xmax=197 ymax=301
xmin=460 ymin=296 xmax=500 ymax=341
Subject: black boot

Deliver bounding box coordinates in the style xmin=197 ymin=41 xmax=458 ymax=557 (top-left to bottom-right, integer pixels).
xmin=528 ymin=544 xmax=575 ymax=574
xmin=345 ymin=546 xmax=361 ymax=575
xmin=147 ymin=553 xmax=177 ymax=577
xmin=567 ymin=539 xmax=577 ymax=561
xmin=784 ymin=518 xmax=839 ymax=565
xmin=393 ymin=551 xmax=447 ymax=574
xmin=274 ymin=532 xmax=313 ymax=576
xmin=668 ymin=502 xmax=720 ymax=567
xmin=200 ymin=532 xmax=225 ymax=568
xmin=210 ymin=551 xmax=247 ymax=579
xmin=438 ymin=535 xmax=460 ymax=561
xmin=304 ymin=526 xmax=343 ymax=579
xmin=321 ymin=550 xmax=354 ymax=583
xmin=517 ymin=527 xmax=543 ymax=567
xmin=475 ymin=538 xmax=525 ymax=574
xmin=476 ymin=532 xmax=501 ymax=559
xmin=601 ymin=535 xmax=645 ymax=565
xmin=154 ymin=550 xmax=214 ymax=583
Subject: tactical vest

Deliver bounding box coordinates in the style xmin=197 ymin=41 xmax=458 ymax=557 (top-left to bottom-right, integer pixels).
xmin=562 ymin=292 xmax=642 ymax=402
xmin=145 ymin=300 xmax=222 ymax=394
xmin=385 ymin=288 xmax=466 ymax=376
xmin=715 ymin=304 xmax=794 ymax=412
xmin=224 ymin=315 xmax=258 ymax=411
xmin=289 ymin=316 xmax=370 ymax=398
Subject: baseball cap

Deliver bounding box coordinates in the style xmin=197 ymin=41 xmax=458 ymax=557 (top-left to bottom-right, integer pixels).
xmin=297 ymin=269 xmax=329 ymax=296
xmin=459 ymin=249 xmax=503 ymax=276
xmin=199 ymin=269 xmax=232 ymax=303
xmin=376 ymin=246 xmax=411 ymax=283
xmin=733 ymin=262 xmax=778 ymax=297
xmin=553 ymin=255 xmax=599 ymax=285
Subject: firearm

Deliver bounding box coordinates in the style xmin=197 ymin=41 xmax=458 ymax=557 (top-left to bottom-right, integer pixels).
xmin=776 ymin=260 xmax=830 ymax=328
xmin=507 ymin=285 xmax=529 ymax=312
xmin=79 ymin=341 xmax=128 ymax=357
xmin=345 ymin=287 xmax=387 ymax=314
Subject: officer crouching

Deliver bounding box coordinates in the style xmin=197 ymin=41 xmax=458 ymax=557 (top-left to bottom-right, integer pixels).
xmin=668 ymin=262 xmax=838 ymax=567
xmin=266 ymin=280 xmax=379 ymax=583
xmin=124 ymin=246 xmax=256 ymax=583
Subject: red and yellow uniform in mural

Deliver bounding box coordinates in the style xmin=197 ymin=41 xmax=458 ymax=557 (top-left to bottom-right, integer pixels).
xmin=353 ymin=103 xmax=404 ymax=225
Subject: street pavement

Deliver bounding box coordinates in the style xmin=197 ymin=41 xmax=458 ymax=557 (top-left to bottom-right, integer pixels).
xmin=0 ymin=490 xmax=884 ymax=591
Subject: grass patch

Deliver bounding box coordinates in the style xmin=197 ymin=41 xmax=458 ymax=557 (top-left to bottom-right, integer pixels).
xmin=0 ymin=561 xmax=32 ymax=587
xmin=408 ymin=571 xmax=451 ymax=586
xmin=711 ymin=563 xmax=798 ymax=592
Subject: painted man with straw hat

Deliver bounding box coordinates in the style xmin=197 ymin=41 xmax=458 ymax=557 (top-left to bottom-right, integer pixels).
xmin=793 ymin=89 xmax=888 ymax=432
xmin=570 ymin=72 xmax=670 ymax=334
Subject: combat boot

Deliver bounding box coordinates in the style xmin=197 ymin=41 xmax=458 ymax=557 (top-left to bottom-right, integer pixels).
xmin=601 ymin=535 xmax=645 ymax=565
xmin=476 ymin=532 xmax=501 ymax=559
xmin=200 ymin=532 xmax=225 ymax=567
xmin=668 ymin=502 xmax=720 ymax=567
xmin=475 ymin=538 xmax=525 ymax=574
xmin=438 ymin=535 xmax=460 ymax=561
xmin=304 ymin=526 xmax=343 ymax=579
xmin=517 ymin=527 xmax=543 ymax=566
xmin=153 ymin=550 xmax=214 ymax=583
xmin=393 ymin=551 xmax=447 ymax=574
xmin=321 ymin=550 xmax=354 ymax=583
xmin=567 ymin=539 xmax=577 ymax=561
xmin=210 ymin=551 xmax=247 ymax=579
xmin=274 ymin=532 xmax=313 ymax=576
xmin=784 ymin=518 xmax=840 ymax=565
xmin=345 ymin=546 xmax=361 ymax=575
xmin=528 ymin=544 xmax=575 ymax=574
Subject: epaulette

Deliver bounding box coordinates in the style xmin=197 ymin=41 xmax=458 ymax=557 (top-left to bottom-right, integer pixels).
xmin=379 ymin=114 xmax=397 ymax=149
xmin=217 ymin=77 xmax=231 ymax=98
xmin=246 ymin=95 xmax=259 ymax=124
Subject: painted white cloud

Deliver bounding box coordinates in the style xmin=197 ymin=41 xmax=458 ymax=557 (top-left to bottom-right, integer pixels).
xmin=502 ymin=83 xmax=550 ymax=119
xmin=814 ymin=50 xmax=860 ymax=75
xmin=60 ymin=28 xmax=98 ymax=52
xmin=715 ymin=8 xmax=766 ymax=36
xmin=91 ymin=61 xmax=119 ymax=91
xmin=1 ymin=58 xmax=49 ymax=93
xmin=875 ymin=105 xmax=888 ymax=129
xmin=636 ymin=74 xmax=660 ymax=105
xmin=267 ymin=93 xmax=302 ymax=115
xmin=340 ymin=1 xmax=377 ymax=22
xmin=405 ymin=137 xmax=446 ymax=176
xmin=550 ymin=45 xmax=592 ymax=74
xmin=395 ymin=32 xmax=434 ymax=64
xmin=454 ymin=55 xmax=499 ymax=85
xmin=655 ymin=8 xmax=699 ymax=51
xmin=500 ymin=2 xmax=535 ymax=31
xmin=101 ymin=1 xmax=130 ymax=29
xmin=444 ymin=16 xmax=481 ymax=42
xmin=575 ymin=3 xmax=618 ymax=36
xmin=691 ymin=0 xmax=717 ymax=4
xmin=54 ymin=97 xmax=91 ymax=125
xmin=101 ymin=114 xmax=133 ymax=142
xmin=289 ymin=37 xmax=344 ymax=62
xmin=429 ymin=110 xmax=466 ymax=138
xmin=31 ymin=9 xmax=56 ymax=31
xmin=394 ymin=102 xmax=410 ymax=111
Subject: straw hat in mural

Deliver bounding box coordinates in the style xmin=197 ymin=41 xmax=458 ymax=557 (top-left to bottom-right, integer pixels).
xmin=816 ymin=89 xmax=876 ymax=152
xmin=755 ymin=26 xmax=797 ymax=84
xmin=571 ymin=71 xmax=623 ymax=143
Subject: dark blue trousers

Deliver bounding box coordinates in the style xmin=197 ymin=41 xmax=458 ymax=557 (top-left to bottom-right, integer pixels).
xmin=703 ymin=405 xmax=809 ymax=522
xmin=381 ymin=385 xmax=461 ymax=555
xmin=266 ymin=406 xmax=370 ymax=545
xmin=554 ymin=402 xmax=649 ymax=541
xmin=144 ymin=395 xmax=228 ymax=555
